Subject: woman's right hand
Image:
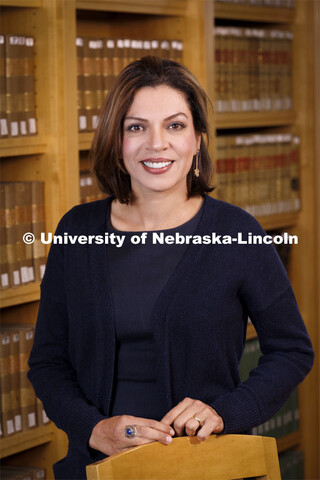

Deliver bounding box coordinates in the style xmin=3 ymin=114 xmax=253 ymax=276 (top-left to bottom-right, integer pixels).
xmin=88 ymin=415 xmax=175 ymax=456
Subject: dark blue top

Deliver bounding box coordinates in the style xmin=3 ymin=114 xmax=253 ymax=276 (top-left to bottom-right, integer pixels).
xmin=107 ymin=199 xmax=204 ymax=420
xmin=28 ymin=195 xmax=314 ymax=479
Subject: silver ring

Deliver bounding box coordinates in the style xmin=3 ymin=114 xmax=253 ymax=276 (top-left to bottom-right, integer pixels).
xmin=124 ymin=424 xmax=138 ymax=439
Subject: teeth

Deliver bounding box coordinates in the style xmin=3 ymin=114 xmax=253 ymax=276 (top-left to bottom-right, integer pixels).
xmin=143 ymin=161 xmax=172 ymax=169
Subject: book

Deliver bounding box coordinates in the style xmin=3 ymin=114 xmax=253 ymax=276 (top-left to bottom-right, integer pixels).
xmin=31 ymin=181 xmax=46 ymax=282
xmin=0 ymin=35 xmax=8 ymax=137
xmin=0 ymin=332 xmax=15 ymax=436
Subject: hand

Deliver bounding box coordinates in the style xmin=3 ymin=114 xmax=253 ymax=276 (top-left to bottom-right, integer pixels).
xmin=161 ymin=397 xmax=224 ymax=441
xmin=89 ymin=415 xmax=175 ymax=456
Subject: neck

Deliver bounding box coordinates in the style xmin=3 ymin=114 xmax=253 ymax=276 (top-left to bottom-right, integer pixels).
xmin=111 ymin=189 xmax=203 ymax=231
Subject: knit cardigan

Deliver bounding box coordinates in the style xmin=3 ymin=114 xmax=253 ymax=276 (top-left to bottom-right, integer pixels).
xmin=28 ymin=195 xmax=314 ymax=479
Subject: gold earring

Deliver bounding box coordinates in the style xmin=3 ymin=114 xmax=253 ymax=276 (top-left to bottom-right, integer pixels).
xmin=194 ymin=149 xmax=200 ymax=177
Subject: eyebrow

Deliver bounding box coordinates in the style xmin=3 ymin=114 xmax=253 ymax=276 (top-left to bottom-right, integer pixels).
xmin=124 ymin=112 xmax=188 ymax=122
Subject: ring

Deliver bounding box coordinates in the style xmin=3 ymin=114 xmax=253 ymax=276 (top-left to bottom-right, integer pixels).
xmin=193 ymin=415 xmax=202 ymax=425
xmin=124 ymin=424 xmax=138 ymax=439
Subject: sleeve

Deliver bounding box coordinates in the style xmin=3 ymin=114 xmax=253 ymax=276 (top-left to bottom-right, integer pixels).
xmin=27 ymin=212 xmax=106 ymax=456
xmin=211 ymin=221 xmax=314 ymax=434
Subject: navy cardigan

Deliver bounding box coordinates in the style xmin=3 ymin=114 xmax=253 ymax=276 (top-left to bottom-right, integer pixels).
xmin=28 ymin=195 xmax=314 ymax=479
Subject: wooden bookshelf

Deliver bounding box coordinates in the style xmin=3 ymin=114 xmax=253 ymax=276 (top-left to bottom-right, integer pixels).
xmin=76 ymin=0 xmax=186 ymax=16
xmin=0 ymin=0 xmax=318 ymax=478
xmin=0 ymin=283 xmax=41 ymax=308
xmin=0 ymin=424 xmax=54 ymax=459
xmin=0 ymin=137 xmax=47 ymax=157
xmin=214 ymin=1 xmax=295 ymax=23
xmin=0 ymin=0 xmax=43 ymax=7
xmin=277 ymin=431 xmax=301 ymax=453
xmin=216 ymin=111 xmax=296 ymax=130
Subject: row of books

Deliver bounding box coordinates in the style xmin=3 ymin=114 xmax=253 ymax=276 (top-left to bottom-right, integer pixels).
xmin=1 ymin=466 xmax=46 ymax=480
xmin=0 ymin=35 xmax=37 ymax=138
xmin=215 ymin=133 xmax=300 ymax=217
xmin=215 ymin=27 xmax=293 ymax=112
xmin=0 ymin=181 xmax=46 ymax=290
xmin=279 ymin=449 xmax=304 ymax=480
xmin=0 ymin=325 xmax=49 ymax=438
xmin=80 ymin=171 xmax=106 ymax=204
xmin=239 ymin=336 xmax=299 ymax=439
xmin=76 ymin=37 xmax=183 ymax=132
xmin=216 ymin=0 xmax=295 ymax=7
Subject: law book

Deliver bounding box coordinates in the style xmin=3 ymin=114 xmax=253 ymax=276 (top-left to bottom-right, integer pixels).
xmin=16 ymin=325 xmax=37 ymax=431
xmin=14 ymin=182 xmax=30 ymax=285
xmin=83 ymin=38 xmax=99 ymax=131
xmin=76 ymin=37 xmax=87 ymax=132
xmin=1 ymin=327 xmax=22 ymax=434
xmin=5 ymin=35 xmax=25 ymax=137
xmin=94 ymin=39 xmax=104 ymax=125
xmin=113 ymin=39 xmax=125 ymax=79
xmin=0 ymin=332 xmax=15 ymax=436
xmin=290 ymin=135 xmax=300 ymax=212
xmin=0 ymin=35 xmax=8 ymax=137
xmin=23 ymin=37 xmax=37 ymax=136
xmin=160 ymin=40 xmax=170 ymax=59
xmin=102 ymin=39 xmax=115 ymax=100
xmin=0 ymin=183 xmax=21 ymax=288
xmin=31 ymin=181 xmax=46 ymax=282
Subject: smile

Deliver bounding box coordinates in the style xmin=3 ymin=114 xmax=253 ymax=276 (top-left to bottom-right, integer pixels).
xmin=142 ymin=161 xmax=173 ymax=169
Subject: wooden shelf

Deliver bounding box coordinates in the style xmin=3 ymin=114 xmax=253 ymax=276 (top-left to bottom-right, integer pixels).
xmin=214 ymin=2 xmax=295 ymax=23
xmin=246 ymin=323 xmax=257 ymax=341
xmin=0 ymin=283 xmax=41 ymax=308
xmin=0 ymin=136 xmax=46 ymax=157
xmin=277 ymin=431 xmax=301 ymax=453
xmin=79 ymin=132 xmax=94 ymax=151
xmin=257 ymin=212 xmax=299 ymax=231
xmin=216 ymin=111 xmax=296 ymax=129
xmin=0 ymin=0 xmax=43 ymax=7
xmin=76 ymin=0 xmax=186 ymax=16
xmin=0 ymin=424 xmax=54 ymax=459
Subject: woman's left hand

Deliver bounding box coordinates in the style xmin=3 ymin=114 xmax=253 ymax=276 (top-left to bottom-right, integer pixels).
xmin=161 ymin=397 xmax=224 ymax=440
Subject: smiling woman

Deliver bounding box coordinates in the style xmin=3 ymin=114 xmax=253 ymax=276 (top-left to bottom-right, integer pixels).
xmin=27 ymin=56 xmax=314 ymax=480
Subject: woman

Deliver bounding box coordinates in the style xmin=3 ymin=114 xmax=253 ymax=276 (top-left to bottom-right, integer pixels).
xmin=28 ymin=57 xmax=314 ymax=479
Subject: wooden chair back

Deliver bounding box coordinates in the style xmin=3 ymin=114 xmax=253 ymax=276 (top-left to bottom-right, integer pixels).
xmin=86 ymin=434 xmax=281 ymax=480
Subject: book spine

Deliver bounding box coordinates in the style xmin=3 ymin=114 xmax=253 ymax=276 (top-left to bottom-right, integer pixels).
xmin=19 ymin=327 xmax=37 ymax=431
xmin=0 ymin=333 xmax=15 ymax=436
xmin=76 ymin=37 xmax=87 ymax=132
xmin=24 ymin=37 xmax=37 ymax=135
xmin=31 ymin=181 xmax=46 ymax=282
xmin=0 ymin=35 xmax=8 ymax=137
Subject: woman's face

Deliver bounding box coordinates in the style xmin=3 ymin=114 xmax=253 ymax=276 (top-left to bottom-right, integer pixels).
xmin=122 ymin=85 xmax=200 ymax=197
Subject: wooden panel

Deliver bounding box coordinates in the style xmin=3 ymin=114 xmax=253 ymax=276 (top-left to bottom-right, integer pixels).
xmin=257 ymin=212 xmax=299 ymax=231
xmin=214 ymin=2 xmax=295 ymax=23
xmin=216 ymin=111 xmax=296 ymax=129
xmin=276 ymin=431 xmax=300 ymax=453
xmin=0 ymin=283 xmax=40 ymax=308
xmin=76 ymin=0 xmax=186 ymax=16
xmin=0 ymin=424 xmax=54 ymax=459
xmin=0 ymin=137 xmax=47 ymax=156
xmin=0 ymin=0 xmax=42 ymax=7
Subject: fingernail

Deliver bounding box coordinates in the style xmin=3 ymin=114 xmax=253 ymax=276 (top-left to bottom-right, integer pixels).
xmin=166 ymin=436 xmax=172 ymax=444
xmin=170 ymin=428 xmax=175 ymax=436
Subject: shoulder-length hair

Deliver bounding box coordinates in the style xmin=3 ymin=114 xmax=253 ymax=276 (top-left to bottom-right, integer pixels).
xmin=90 ymin=56 xmax=214 ymax=204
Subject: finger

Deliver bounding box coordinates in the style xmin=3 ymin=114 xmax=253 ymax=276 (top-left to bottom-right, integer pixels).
xmin=197 ymin=416 xmax=224 ymax=441
xmin=161 ymin=397 xmax=194 ymax=425
xmin=185 ymin=417 xmax=202 ymax=437
xmin=138 ymin=425 xmax=173 ymax=445
xmin=123 ymin=416 xmax=174 ymax=436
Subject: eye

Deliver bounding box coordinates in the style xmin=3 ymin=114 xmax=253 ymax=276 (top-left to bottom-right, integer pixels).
xmin=126 ymin=124 xmax=145 ymax=132
xmin=168 ymin=122 xmax=185 ymax=130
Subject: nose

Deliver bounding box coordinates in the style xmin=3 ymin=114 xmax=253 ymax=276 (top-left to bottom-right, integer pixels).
xmin=146 ymin=125 xmax=168 ymax=152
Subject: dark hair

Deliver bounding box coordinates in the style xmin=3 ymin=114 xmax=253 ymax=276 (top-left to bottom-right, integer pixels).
xmin=90 ymin=56 xmax=214 ymax=204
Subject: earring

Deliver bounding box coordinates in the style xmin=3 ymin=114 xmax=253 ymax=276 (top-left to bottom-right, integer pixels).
xmin=194 ymin=149 xmax=200 ymax=177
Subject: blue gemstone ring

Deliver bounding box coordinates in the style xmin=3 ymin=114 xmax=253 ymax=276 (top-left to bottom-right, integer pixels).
xmin=124 ymin=424 xmax=138 ymax=439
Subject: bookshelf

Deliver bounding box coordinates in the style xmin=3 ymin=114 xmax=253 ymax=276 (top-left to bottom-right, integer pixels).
xmin=208 ymin=1 xmax=318 ymax=479
xmin=0 ymin=0 xmax=318 ymax=478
